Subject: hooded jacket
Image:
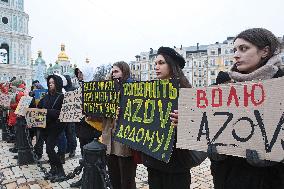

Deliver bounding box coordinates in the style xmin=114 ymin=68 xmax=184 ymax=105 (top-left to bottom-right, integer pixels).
xmin=38 ymin=75 xmax=65 ymax=131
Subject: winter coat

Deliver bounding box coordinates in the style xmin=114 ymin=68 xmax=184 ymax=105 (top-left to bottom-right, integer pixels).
xmin=102 ymin=118 xmax=132 ymax=156
xmin=142 ymin=133 xmax=201 ymax=173
xmin=211 ymin=56 xmax=284 ymax=189
xmin=37 ymin=75 xmax=65 ymax=132
xmin=101 ymin=78 xmax=134 ymax=157
xmin=8 ymin=85 xmax=25 ymax=126
xmin=142 ymin=78 xmax=204 ymax=173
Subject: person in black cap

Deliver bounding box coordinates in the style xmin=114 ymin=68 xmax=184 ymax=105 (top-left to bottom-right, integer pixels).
xmin=142 ymin=47 xmax=206 ymax=189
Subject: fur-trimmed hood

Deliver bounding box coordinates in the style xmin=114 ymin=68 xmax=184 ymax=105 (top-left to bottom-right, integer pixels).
xmin=228 ymin=55 xmax=284 ymax=82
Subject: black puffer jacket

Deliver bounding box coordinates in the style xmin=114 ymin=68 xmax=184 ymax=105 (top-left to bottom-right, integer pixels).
xmin=38 ymin=75 xmax=65 ymax=131
xmin=211 ymin=69 xmax=284 ymax=189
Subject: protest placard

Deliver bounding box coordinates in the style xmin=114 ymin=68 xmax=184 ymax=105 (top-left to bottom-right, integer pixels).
xmin=25 ymin=108 xmax=47 ymax=128
xmin=34 ymin=89 xmax=48 ymax=106
xmin=177 ymin=77 xmax=284 ymax=162
xmin=59 ymin=89 xmax=84 ymax=122
xmin=82 ymin=80 xmax=119 ymax=118
xmin=0 ymin=93 xmax=11 ymax=107
xmin=114 ymin=79 xmax=179 ymax=162
xmin=15 ymin=96 xmax=33 ymax=116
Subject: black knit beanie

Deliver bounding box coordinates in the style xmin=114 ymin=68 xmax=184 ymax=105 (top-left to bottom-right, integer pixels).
xmin=157 ymin=47 xmax=186 ymax=69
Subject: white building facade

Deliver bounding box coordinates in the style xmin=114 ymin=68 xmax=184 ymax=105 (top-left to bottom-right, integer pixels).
xmin=0 ymin=0 xmax=32 ymax=84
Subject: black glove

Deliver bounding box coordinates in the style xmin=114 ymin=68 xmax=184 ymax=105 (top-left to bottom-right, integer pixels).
xmin=246 ymin=149 xmax=277 ymax=167
xmin=207 ymin=144 xmax=227 ymax=161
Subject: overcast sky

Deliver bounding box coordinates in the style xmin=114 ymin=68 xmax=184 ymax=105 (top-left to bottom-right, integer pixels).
xmin=25 ymin=0 xmax=284 ymax=68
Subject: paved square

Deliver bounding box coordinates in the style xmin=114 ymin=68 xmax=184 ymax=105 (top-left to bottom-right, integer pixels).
xmin=0 ymin=131 xmax=213 ymax=189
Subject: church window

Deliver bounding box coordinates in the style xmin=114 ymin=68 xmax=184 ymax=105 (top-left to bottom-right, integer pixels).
xmin=2 ymin=17 xmax=8 ymax=24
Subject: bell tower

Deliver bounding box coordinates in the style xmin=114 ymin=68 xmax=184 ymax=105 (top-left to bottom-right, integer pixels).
xmin=0 ymin=0 xmax=32 ymax=84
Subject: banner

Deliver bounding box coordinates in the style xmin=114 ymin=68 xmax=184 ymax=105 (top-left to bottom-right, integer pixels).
xmin=59 ymin=89 xmax=84 ymax=122
xmin=15 ymin=96 xmax=33 ymax=116
xmin=0 ymin=93 xmax=11 ymax=107
xmin=114 ymin=79 xmax=179 ymax=162
xmin=34 ymin=89 xmax=48 ymax=106
xmin=177 ymin=77 xmax=284 ymax=162
xmin=25 ymin=108 xmax=47 ymax=128
xmin=82 ymin=80 xmax=119 ymax=118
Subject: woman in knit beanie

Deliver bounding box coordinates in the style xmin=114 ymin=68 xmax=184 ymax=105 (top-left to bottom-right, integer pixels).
xmin=142 ymin=47 xmax=206 ymax=189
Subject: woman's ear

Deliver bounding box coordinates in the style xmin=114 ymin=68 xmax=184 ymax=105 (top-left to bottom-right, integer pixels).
xmin=261 ymin=46 xmax=270 ymax=59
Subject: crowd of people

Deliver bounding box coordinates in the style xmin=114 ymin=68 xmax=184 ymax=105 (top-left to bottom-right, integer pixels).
xmin=2 ymin=27 xmax=284 ymax=189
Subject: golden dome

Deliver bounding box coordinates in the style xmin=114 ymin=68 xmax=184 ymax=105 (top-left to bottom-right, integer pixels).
xmin=57 ymin=44 xmax=69 ymax=61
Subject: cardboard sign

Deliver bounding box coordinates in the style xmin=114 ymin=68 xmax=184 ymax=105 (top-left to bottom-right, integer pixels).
xmin=25 ymin=108 xmax=47 ymax=128
xmin=114 ymin=79 xmax=179 ymax=162
xmin=0 ymin=93 xmax=11 ymax=107
xmin=82 ymin=80 xmax=119 ymax=118
xmin=177 ymin=77 xmax=284 ymax=162
xmin=15 ymin=96 xmax=33 ymax=116
xmin=59 ymin=89 xmax=84 ymax=122
xmin=34 ymin=89 xmax=48 ymax=106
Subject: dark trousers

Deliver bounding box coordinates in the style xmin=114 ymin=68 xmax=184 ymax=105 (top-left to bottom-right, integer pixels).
xmin=148 ymin=168 xmax=191 ymax=189
xmin=57 ymin=131 xmax=67 ymax=155
xmin=29 ymin=128 xmax=44 ymax=156
xmin=65 ymin=123 xmax=77 ymax=152
xmin=42 ymin=128 xmax=64 ymax=166
xmin=107 ymin=154 xmax=136 ymax=189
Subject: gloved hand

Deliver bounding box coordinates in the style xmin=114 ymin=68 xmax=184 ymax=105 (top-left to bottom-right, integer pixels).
xmin=207 ymin=144 xmax=227 ymax=161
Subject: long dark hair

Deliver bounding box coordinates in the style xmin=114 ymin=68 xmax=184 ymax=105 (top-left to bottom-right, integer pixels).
xmin=232 ymin=28 xmax=281 ymax=72
xmin=160 ymin=54 xmax=192 ymax=88
xmin=112 ymin=61 xmax=130 ymax=83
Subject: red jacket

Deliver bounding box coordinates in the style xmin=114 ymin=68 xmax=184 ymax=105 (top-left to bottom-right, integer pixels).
xmin=7 ymin=90 xmax=25 ymax=127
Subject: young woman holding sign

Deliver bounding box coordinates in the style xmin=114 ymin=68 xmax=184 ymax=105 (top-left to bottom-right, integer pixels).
xmin=102 ymin=61 xmax=137 ymax=189
xmin=143 ymin=47 xmax=206 ymax=189
xmin=37 ymin=75 xmax=66 ymax=181
xmin=213 ymin=28 xmax=284 ymax=189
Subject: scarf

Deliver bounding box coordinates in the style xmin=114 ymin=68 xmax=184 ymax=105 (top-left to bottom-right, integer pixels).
xmin=228 ymin=55 xmax=283 ymax=82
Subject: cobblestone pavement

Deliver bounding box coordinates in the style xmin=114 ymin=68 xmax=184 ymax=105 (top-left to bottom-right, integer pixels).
xmin=0 ymin=131 xmax=213 ymax=189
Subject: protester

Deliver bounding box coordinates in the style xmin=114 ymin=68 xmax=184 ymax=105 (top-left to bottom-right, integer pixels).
xmin=101 ymin=61 xmax=136 ymax=189
xmin=209 ymin=28 xmax=284 ymax=189
xmin=7 ymin=80 xmax=26 ymax=157
xmin=38 ymin=74 xmax=66 ymax=181
xmin=28 ymin=80 xmax=46 ymax=160
xmin=63 ymin=75 xmax=77 ymax=158
xmin=7 ymin=80 xmax=26 ymax=144
xmin=142 ymin=47 xmax=206 ymax=189
xmin=56 ymin=74 xmax=77 ymax=164
xmin=70 ymin=67 xmax=101 ymax=188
